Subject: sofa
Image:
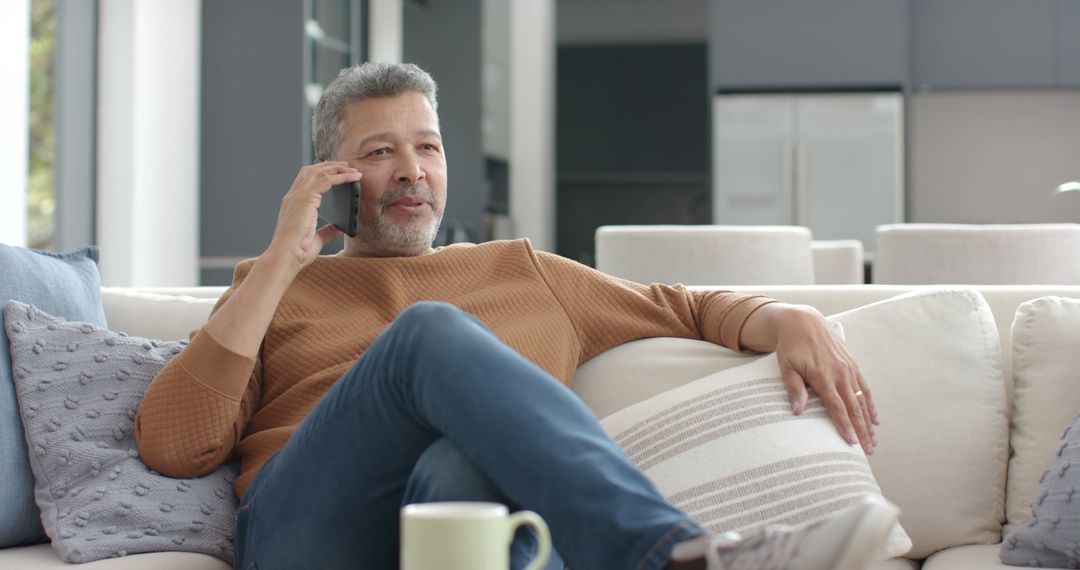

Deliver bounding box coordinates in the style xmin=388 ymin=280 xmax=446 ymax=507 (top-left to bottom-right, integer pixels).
xmin=2 ymin=283 xmax=1079 ymax=569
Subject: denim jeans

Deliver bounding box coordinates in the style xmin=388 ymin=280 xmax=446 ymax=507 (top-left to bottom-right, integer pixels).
xmin=233 ymin=302 xmax=703 ymax=570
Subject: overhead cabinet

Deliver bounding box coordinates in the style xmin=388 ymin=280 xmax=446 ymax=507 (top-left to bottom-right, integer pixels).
xmin=1055 ymin=0 xmax=1080 ymax=86
xmin=912 ymin=0 xmax=1059 ymax=88
xmin=712 ymin=92 xmax=904 ymax=250
xmin=709 ymin=0 xmax=1080 ymax=91
xmin=709 ymin=0 xmax=908 ymax=88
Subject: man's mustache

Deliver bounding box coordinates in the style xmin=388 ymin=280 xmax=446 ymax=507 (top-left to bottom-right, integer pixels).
xmin=377 ymin=184 xmax=439 ymax=209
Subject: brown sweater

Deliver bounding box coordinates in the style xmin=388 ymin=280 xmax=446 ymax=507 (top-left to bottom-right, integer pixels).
xmin=134 ymin=239 xmax=774 ymax=498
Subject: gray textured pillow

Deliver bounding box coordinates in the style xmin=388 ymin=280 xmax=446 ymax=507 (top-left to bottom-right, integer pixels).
xmin=1000 ymin=413 xmax=1080 ymax=568
xmin=4 ymin=301 xmax=237 ymax=564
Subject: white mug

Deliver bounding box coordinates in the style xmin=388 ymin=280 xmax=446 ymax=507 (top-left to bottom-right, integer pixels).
xmin=400 ymin=501 xmax=551 ymax=570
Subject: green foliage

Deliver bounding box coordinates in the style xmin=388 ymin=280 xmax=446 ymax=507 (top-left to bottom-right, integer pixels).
xmin=28 ymin=0 xmax=56 ymax=250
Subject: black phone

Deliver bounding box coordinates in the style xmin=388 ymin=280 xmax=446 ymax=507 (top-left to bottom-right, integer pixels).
xmin=318 ymin=181 xmax=361 ymax=238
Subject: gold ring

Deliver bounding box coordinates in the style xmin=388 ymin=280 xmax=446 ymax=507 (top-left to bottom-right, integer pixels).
xmin=854 ymin=390 xmax=865 ymax=398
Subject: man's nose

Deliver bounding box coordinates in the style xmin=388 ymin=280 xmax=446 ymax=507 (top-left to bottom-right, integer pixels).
xmin=394 ymin=152 xmax=425 ymax=185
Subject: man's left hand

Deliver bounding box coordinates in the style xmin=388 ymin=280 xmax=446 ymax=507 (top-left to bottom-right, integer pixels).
xmin=740 ymin=303 xmax=879 ymax=455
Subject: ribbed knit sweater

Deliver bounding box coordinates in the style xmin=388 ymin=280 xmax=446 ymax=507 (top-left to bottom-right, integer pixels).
xmin=134 ymin=239 xmax=774 ymax=499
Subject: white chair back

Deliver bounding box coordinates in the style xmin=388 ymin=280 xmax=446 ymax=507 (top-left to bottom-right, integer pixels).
xmin=594 ymin=225 xmax=815 ymax=286
xmin=873 ymin=223 xmax=1080 ymax=285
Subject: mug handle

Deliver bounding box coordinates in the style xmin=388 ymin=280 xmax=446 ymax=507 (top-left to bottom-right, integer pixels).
xmin=507 ymin=510 xmax=551 ymax=570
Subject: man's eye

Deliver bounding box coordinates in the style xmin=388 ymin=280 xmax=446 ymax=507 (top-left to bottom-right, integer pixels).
xmin=422 ymin=144 xmax=439 ymax=152
xmin=371 ymin=148 xmax=390 ymax=156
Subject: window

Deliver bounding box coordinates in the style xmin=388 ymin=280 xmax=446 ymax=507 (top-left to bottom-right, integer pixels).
xmin=28 ymin=0 xmax=56 ymax=250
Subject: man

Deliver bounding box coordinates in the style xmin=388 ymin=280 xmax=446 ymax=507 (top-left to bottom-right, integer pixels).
xmin=135 ymin=62 xmax=892 ymax=570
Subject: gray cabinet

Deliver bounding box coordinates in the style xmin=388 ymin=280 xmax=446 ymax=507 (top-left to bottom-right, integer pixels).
xmin=913 ymin=0 xmax=1058 ymax=88
xmin=709 ymin=0 xmax=1080 ymax=91
xmin=709 ymin=0 xmax=908 ymax=88
xmin=559 ymin=45 xmax=708 ymax=175
xmin=912 ymin=0 xmax=1080 ymax=89
xmin=1060 ymin=0 xmax=1080 ymax=86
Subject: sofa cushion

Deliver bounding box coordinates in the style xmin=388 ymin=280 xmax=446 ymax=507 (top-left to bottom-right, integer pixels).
xmin=870 ymin=558 xmax=920 ymax=570
xmin=4 ymin=302 xmax=237 ymax=564
xmin=1000 ymin=414 xmax=1080 ymax=568
xmin=600 ymin=352 xmax=912 ymax=558
xmin=922 ymin=544 xmax=1014 ymax=570
xmin=1006 ymin=296 xmax=1080 ymax=535
xmin=828 ymin=289 xmax=1008 ymax=558
xmin=577 ymin=288 xmax=1009 ymax=559
xmin=0 ymin=543 xmax=229 ymax=569
xmin=99 ymin=288 xmax=217 ymax=342
xmin=574 ymin=338 xmax=756 ymax=419
xmin=0 ymin=244 xmax=108 ymax=547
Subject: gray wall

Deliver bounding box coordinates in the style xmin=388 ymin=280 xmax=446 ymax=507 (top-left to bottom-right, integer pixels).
xmin=404 ymin=0 xmax=486 ymax=242
xmin=200 ymin=0 xmax=305 ymax=285
xmin=910 ymin=91 xmax=1080 ymax=224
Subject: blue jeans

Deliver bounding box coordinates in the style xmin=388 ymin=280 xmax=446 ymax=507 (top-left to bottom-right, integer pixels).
xmin=233 ymin=302 xmax=703 ymax=570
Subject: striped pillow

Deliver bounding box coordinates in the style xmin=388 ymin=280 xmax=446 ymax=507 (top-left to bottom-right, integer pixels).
xmin=601 ymin=352 xmax=912 ymax=558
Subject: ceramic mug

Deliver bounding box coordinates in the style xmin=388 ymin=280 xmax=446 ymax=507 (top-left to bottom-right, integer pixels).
xmin=400 ymin=501 xmax=551 ymax=570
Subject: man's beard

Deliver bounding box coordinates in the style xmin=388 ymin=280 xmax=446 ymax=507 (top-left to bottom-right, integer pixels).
xmin=358 ymin=183 xmax=443 ymax=256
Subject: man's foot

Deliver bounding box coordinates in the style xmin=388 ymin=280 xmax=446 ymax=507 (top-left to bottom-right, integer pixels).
xmin=668 ymin=495 xmax=900 ymax=570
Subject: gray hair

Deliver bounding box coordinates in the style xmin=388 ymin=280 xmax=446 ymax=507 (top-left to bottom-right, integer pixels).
xmin=312 ymin=62 xmax=439 ymax=161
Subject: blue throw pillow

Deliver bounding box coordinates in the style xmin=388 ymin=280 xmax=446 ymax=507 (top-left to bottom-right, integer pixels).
xmin=0 ymin=244 xmax=107 ymax=547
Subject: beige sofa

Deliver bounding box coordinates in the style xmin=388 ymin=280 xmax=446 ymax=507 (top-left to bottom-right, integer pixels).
xmin=2 ymin=284 xmax=1078 ymax=569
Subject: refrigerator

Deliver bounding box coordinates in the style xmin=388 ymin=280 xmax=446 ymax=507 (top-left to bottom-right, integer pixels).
xmin=712 ymin=92 xmax=904 ymax=250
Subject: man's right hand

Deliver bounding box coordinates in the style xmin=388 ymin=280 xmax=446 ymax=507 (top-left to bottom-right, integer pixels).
xmin=200 ymin=163 xmax=362 ymax=359
xmin=265 ymin=161 xmax=362 ymax=273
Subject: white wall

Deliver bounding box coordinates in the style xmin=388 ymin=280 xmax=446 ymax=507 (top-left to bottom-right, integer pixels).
xmin=911 ymin=90 xmax=1080 ymax=224
xmin=0 ymin=0 xmax=29 ymax=247
xmin=510 ymin=0 xmax=556 ymax=251
xmin=97 ymin=0 xmax=200 ymax=286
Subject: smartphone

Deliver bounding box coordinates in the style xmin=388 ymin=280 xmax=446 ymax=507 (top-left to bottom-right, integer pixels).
xmin=318 ymin=181 xmax=361 ymax=237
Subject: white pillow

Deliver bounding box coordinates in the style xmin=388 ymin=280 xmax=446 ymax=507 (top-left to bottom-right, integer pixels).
xmin=583 ymin=288 xmax=1008 ymax=560
xmin=573 ymin=338 xmax=754 ymax=419
xmin=824 ymin=289 xmax=1008 ymax=559
xmin=601 ymin=352 xmax=912 ymax=559
xmin=1005 ymin=296 xmax=1080 ymax=534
